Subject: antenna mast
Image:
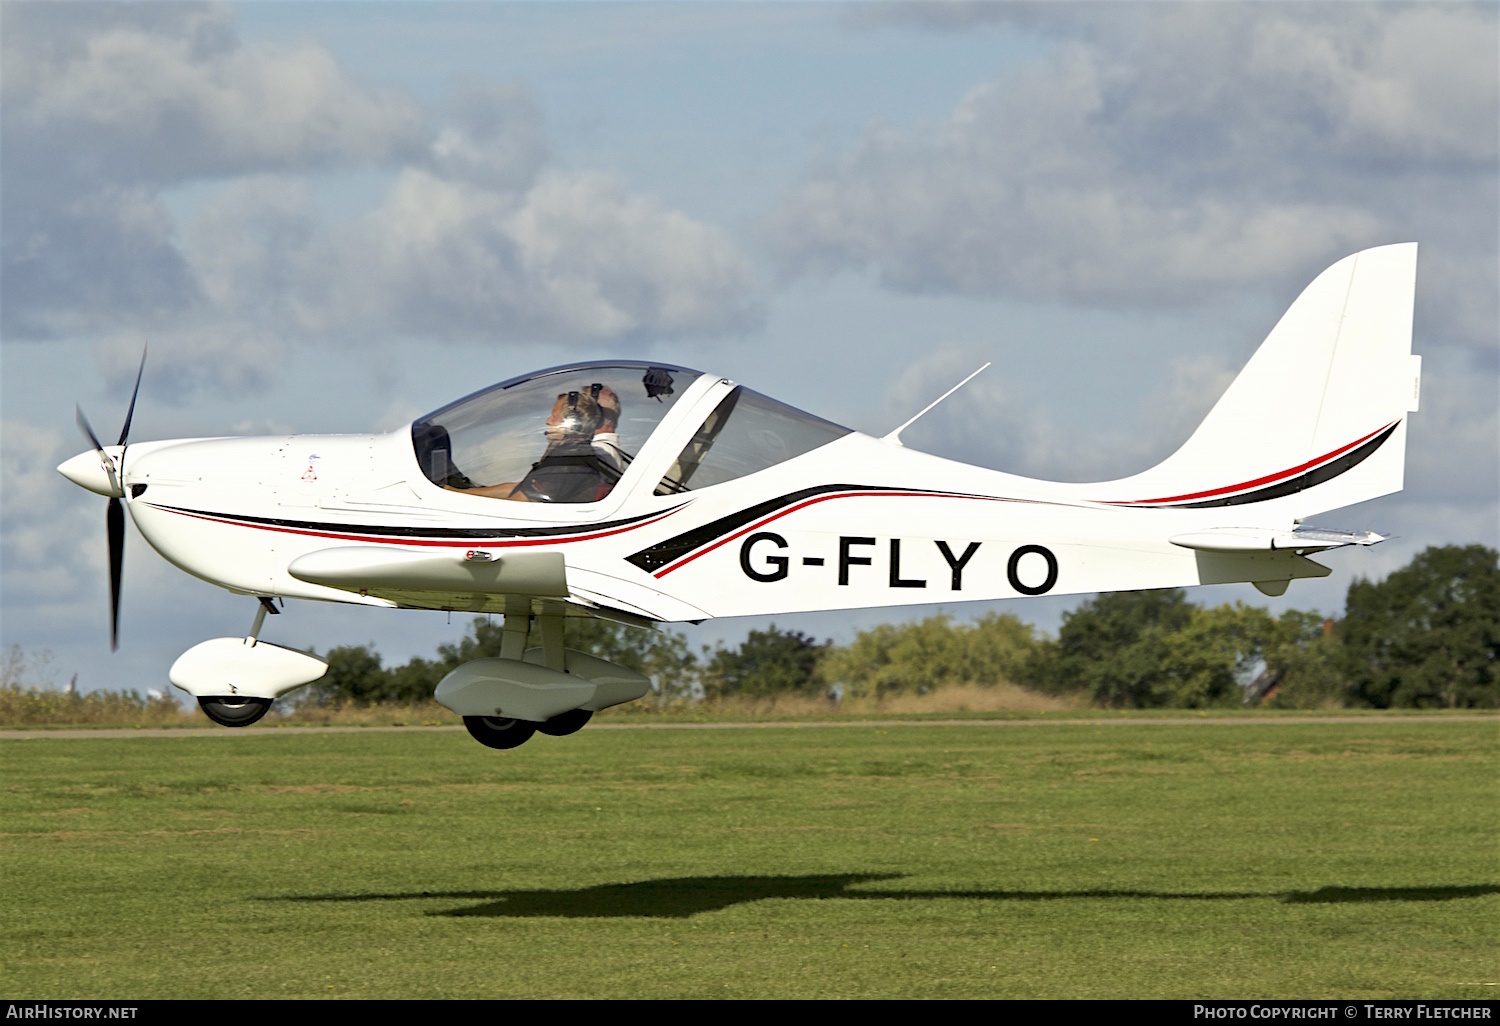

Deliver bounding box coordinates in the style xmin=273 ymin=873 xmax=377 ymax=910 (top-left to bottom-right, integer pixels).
xmin=881 ymin=363 xmax=991 ymax=446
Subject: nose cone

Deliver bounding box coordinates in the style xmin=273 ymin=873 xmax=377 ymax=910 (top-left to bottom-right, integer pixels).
xmin=58 ymin=446 xmax=124 ymax=497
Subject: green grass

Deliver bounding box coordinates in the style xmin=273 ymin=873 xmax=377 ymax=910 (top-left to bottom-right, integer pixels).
xmin=3 ymin=720 xmax=1496 ymax=998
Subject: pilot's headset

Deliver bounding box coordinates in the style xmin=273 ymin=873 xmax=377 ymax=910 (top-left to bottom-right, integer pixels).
xmin=590 ymin=383 xmax=621 ymax=430
xmin=552 ymin=390 xmax=604 ymax=440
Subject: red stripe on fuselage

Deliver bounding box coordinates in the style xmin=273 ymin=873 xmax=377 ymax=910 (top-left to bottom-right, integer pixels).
xmin=1108 ymin=422 xmax=1396 ymax=506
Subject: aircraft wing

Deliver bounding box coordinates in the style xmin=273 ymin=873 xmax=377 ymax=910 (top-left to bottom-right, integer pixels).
xmin=287 ymin=546 xmax=569 ymax=598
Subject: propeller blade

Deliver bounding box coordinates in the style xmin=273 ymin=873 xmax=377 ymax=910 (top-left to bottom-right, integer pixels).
xmin=116 ymin=343 xmax=147 ymax=447
xmin=76 ymin=405 xmax=107 ymax=456
xmin=77 ymin=347 xmax=144 ymax=652
xmin=107 ymin=496 xmax=124 ymax=651
xmin=76 ymin=405 xmax=120 ymax=494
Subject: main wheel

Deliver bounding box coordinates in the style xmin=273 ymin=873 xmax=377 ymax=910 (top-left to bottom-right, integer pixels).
xmin=198 ymin=696 xmax=272 ymax=727
xmin=537 ymin=708 xmax=593 ymax=737
xmin=463 ymin=715 xmax=537 ymax=750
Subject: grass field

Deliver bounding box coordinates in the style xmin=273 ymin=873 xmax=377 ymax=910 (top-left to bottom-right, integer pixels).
xmin=3 ymin=719 xmax=1496 ymax=998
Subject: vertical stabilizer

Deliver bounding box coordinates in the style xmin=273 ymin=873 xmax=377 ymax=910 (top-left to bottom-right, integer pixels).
xmin=1094 ymin=244 xmax=1419 ymax=519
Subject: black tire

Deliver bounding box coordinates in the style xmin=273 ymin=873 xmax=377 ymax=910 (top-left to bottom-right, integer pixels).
xmin=198 ymin=696 xmax=272 ymax=727
xmin=537 ymin=708 xmax=593 ymax=737
xmin=463 ymin=715 xmax=537 ymax=750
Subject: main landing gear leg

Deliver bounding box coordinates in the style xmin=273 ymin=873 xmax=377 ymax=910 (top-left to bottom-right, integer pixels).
xmin=500 ymin=595 xmax=530 ymax=661
xmin=453 ymin=600 xmax=596 ymax=749
xmin=537 ymin=602 xmax=566 ymax=672
xmin=530 ymin=601 xmax=591 ymax=736
xmin=462 ymin=598 xmax=543 ymax=749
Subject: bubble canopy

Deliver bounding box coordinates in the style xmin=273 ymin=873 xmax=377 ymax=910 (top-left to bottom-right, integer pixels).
xmin=411 ymin=362 xmax=701 ymax=503
xmin=411 ymin=361 xmax=852 ymax=505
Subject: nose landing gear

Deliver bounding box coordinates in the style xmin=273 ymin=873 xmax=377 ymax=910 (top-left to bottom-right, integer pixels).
xmin=171 ymin=598 xmax=328 ymax=728
xmin=198 ymin=696 xmax=273 ymax=727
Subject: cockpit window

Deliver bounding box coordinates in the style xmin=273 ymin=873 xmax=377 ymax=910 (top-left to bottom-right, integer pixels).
xmin=412 ymin=363 xmax=700 ymax=503
xmin=656 ymin=387 xmax=851 ymax=494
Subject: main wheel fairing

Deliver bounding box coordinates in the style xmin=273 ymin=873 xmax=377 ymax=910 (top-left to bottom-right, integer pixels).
xmin=537 ymin=708 xmax=593 ymax=736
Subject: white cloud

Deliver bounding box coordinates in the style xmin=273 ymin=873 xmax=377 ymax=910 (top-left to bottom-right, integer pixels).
xmin=5 ymin=3 xmax=426 ymax=180
xmin=193 ymin=167 xmax=762 ymax=345
xmin=887 ymin=345 xmax=1238 ymax=482
xmin=0 ymin=2 xmax=424 ymax=342
xmin=94 ymin=328 xmax=287 ymax=401
xmin=2 ymin=2 xmax=762 ymax=381
xmin=1402 ymin=367 xmax=1500 ymax=506
xmin=180 ymin=174 xmax=316 ymax=330
xmin=428 ymin=79 xmax=549 ymax=193
xmin=1308 ymin=6 xmax=1499 ymax=166
xmin=771 ymin=4 xmax=1498 ymax=348
xmin=0 ymin=420 xmax=100 ymax=608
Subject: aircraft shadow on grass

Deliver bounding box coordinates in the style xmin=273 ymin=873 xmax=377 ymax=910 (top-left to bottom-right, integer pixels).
xmin=272 ymin=877 xmax=1500 ymax=919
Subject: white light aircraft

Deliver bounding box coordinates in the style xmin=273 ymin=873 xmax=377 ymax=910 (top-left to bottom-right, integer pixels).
xmin=59 ymin=244 xmax=1421 ymax=749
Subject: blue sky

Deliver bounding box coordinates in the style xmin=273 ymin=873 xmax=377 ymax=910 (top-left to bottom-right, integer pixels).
xmin=3 ymin=2 xmax=1496 ymax=693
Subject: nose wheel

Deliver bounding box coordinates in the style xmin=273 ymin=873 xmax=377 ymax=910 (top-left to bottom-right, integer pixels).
xmin=198 ymin=696 xmax=272 ymax=727
xmin=189 ymin=598 xmax=289 ymax=729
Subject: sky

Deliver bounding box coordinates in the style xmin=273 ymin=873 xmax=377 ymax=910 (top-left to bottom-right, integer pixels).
xmin=2 ymin=1 xmax=1496 ymax=693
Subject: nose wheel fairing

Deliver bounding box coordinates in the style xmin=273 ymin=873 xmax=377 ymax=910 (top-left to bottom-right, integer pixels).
xmin=169 ymin=600 xmax=328 ymax=728
xmin=169 ymin=636 xmax=329 ymax=702
xmin=198 ymin=696 xmax=273 ymax=727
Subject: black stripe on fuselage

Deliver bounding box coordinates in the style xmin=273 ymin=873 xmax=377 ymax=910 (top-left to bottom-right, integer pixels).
xmin=146 ymin=503 xmax=679 ymax=540
xmin=1162 ymin=423 xmax=1398 ymax=509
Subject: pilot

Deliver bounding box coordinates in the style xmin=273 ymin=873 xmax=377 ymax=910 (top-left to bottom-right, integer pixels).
xmin=590 ymin=384 xmax=627 ymax=472
xmin=502 ymin=388 xmax=623 ymax=503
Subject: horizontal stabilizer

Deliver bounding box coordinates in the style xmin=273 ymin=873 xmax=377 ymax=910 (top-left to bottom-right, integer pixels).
xmin=288 ymin=545 xmax=568 ymax=597
xmin=1170 ymin=527 xmax=1385 ymax=553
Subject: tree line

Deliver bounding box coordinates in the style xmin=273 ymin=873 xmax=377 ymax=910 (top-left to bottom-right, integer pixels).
xmin=305 ymin=544 xmax=1498 ymax=710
